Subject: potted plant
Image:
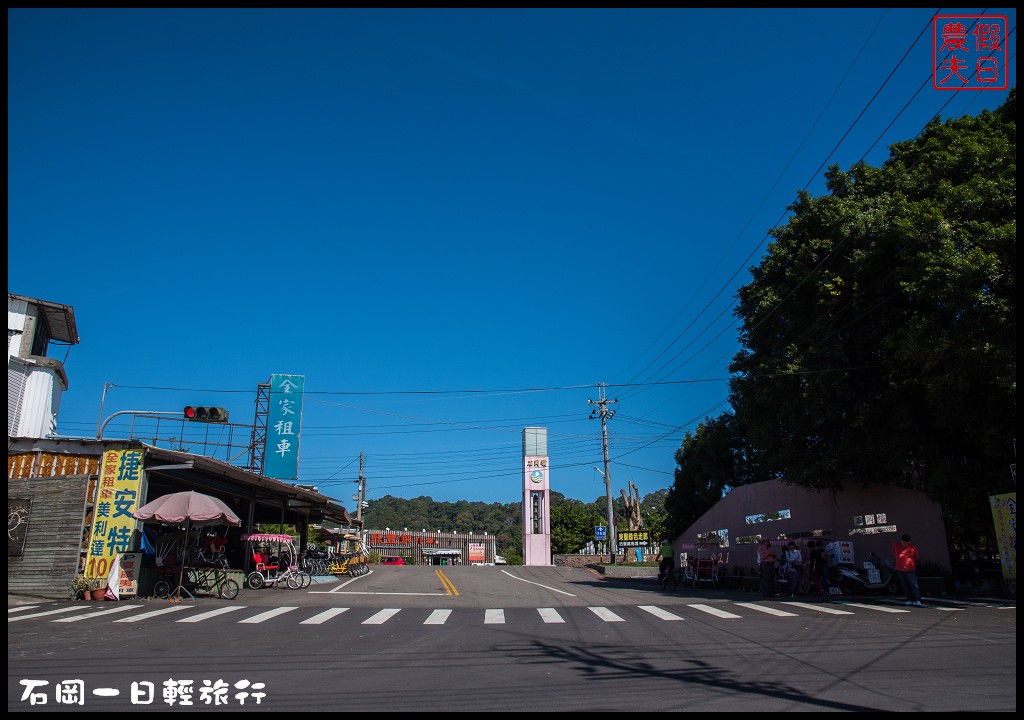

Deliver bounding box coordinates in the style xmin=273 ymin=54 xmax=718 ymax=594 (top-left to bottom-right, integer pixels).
xmin=71 ymin=574 xmax=94 ymax=600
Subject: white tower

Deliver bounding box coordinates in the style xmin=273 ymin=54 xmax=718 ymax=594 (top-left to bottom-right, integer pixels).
xmin=522 ymin=427 xmax=551 ymax=565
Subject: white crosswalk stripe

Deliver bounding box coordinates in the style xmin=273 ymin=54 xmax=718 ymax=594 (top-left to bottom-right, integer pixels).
xmin=484 ymin=609 xmax=505 ymax=624
xmin=238 ymin=606 xmax=299 ymax=624
xmin=176 ymin=606 xmax=247 ymax=623
xmin=301 ymin=608 xmax=350 ymax=624
xmin=8 ymin=606 xmax=40 ymax=614
xmin=781 ymin=601 xmax=854 ymax=615
xmin=538 ymin=607 xmax=565 ymax=623
xmin=424 ymin=609 xmax=452 ymax=625
xmin=362 ymin=608 xmax=401 ymax=624
xmin=53 ymin=604 xmax=145 ymax=622
xmin=734 ymin=602 xmax=799 ymax=617
xmin=9 ymin=606 xmax=92 ymax=622
xmin=840 ymin=602 xmax=910 ymax=613
xmin=638 ymin=605 xmax=684 ymax=620
xmin=588 ymin=606 xmax=625 ymax=622
xmin=688 ymin=603 xmax=743 ymax=619
xmin=116 ymin=606 xmax=190 ymax=622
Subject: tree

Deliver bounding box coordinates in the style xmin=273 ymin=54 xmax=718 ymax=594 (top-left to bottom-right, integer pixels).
xmin=727 ymin=90 xmax=1016 ymax=548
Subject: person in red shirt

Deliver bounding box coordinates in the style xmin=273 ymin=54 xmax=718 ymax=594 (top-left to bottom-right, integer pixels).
xmin=892 ymin=534 xmax=922 ymax=606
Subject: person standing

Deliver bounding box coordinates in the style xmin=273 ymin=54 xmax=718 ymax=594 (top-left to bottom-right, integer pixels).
xmin=655 ymin=539 xmax=674 ymax=583
xmin=783 ymin=541 xmax=804 ymax=597
xmin=892 ymin=533 xmax=923 ymax=606
xmin=757 ymin=539 xmax=778 ymax=597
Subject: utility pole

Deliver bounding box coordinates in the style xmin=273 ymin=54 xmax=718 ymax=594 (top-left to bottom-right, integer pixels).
xmin=356 ymin=452 xmax=366 ymax=526
xmin=589 ymin=384 xmax=618 ymax=563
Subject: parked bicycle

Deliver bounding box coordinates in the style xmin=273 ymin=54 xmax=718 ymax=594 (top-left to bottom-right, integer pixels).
xmin=153 ymin=565 xmax=239 ymax=600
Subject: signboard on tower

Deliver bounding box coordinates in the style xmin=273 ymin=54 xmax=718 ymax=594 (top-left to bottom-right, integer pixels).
xmin=263 ymin=374 xmax=305 ymax=480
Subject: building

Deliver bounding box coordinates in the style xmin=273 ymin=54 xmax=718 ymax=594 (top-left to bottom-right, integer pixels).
xmin=363 ymin=528 xmax=498 ymax=566
xmin=8 ymin=293 xmax=79 ymax=438
xmin=674 ymin=478 xmax=952 ymax=575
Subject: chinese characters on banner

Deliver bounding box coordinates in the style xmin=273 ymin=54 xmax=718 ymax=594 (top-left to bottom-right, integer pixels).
xmin=933 ymin=15 xmax=1009 ymax=90
xmin=989 ymin=492 xmax=1016 ymax=582
xmin=85 ymin=449 xmax=144 ymax=579
xmin=263 ymin=374 xmax=305 ymax=481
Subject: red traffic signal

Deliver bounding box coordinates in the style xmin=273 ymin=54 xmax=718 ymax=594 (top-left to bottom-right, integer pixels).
xmin=183 ymin=406 xmax=229 ymax=423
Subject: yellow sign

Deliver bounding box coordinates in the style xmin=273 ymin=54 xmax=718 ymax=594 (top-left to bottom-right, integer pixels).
xmin=85 ymin=449 xmax=145 ymax=578
xmin=989 ymin=492 xmax=1016 ymax=582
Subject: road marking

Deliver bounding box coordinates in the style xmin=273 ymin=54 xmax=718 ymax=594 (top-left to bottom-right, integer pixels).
xmin=362 ymin=608 xmax=401 ymax=625
xmin=588 ymin=606 xmax=625 ymax=622
xmin=53 ymin=604 xmax=145 ymax=622
xmin=115 ymin=606 xmax=189 ymax=622
xmin=436 ymin=569 xmax=459 ymax=596
xmin=734 ymin=602 xmax=799 ymax=617
xmin=9 ymin=606 xmax=91 ymax=622
xmin=238 ymin=606 xmax=299 ymax=624
xmin=485 ymin=609 xmax=505 ymax=624
xmin=500 ymin=569 xmax=576 ymax=597
xmin=688 ymin=603 xmax=742 ymax=619
xmin=781 ymin=602 xmax=854 ymax=615
xmin=176 ymin=606 xmax=247 ymax=623
xmin=537 ymin=607 xmax=565 ymax=623
xmin=300 ymin=608 xmax=350 ymax=625
xmin=8 ymin=605 xmax=40 ymax=614
xmin=841 ymin=602 xmax=910 ymax=613
xmin=638 ymin=605 xmax=684 ymax=621
xmin=424 ymin=609 xmax=452 ymax=625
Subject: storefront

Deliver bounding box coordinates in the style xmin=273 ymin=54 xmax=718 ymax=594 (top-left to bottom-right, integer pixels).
xmin=8 ymin=437 xmax=353 ymax=598
xmin=363 ymin=528 xmax=497 ymax=566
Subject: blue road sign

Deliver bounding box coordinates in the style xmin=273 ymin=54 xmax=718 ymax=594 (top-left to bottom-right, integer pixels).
xmin=595 ymin=526 xmax=606 ymax=540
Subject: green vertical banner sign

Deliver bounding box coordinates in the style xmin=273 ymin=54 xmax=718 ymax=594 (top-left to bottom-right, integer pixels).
xmin=989 ymin=492 xmax=1016 ymax=583
xmin=263 ymin=374 xmax=305 ymax=481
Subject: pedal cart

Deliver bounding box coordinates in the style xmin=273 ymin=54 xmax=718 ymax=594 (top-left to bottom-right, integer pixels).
xmin=242 ymin=533 xmax=310 ymax=589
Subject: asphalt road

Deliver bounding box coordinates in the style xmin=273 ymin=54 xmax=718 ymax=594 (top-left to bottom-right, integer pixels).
xmin=8 ymin=565 xmax=1017 ymax=712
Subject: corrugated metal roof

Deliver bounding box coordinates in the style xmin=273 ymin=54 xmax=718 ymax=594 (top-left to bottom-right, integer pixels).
xmin=8 ymin=293 xmax=80 ymax=344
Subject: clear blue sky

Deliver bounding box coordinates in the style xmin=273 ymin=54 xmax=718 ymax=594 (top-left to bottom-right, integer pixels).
xmin=9 ymin=9 xmax=1016 ymax=510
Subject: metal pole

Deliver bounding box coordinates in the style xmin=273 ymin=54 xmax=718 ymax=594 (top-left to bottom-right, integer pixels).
xmin=600 ymin=405 xmax=616 ymax=564
xmin=95 ymin=382 xmax=113 ymax=439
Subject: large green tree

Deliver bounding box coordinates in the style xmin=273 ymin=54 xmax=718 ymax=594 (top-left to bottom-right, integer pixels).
xmin=723 ymin=90 xmax=1015 ymax=547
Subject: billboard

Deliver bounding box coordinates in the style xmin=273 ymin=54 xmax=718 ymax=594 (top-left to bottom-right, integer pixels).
xmin=263 ymin=374 xmax=305 ymax=480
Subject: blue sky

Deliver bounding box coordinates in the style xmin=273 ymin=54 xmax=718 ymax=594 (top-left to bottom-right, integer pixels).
xmin=9 ymin=9 xmax=1016 ymax=511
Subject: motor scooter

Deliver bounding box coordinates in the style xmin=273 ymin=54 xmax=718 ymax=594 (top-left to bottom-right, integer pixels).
xmin=828 ymin=551 xmax=900 ymax=595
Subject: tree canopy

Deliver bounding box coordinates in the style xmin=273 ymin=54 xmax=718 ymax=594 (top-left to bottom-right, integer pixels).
xmin=668 ymin=90 xmax=1016 ymax=549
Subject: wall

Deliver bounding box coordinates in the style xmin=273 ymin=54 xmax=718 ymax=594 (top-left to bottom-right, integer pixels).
xmin=8 ymin=474 xmax=91 ymax=598
xmin=678 ymin=479 xmax=951 ymax=575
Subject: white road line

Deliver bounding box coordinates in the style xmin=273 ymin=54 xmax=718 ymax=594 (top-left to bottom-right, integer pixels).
xmin=8 ymin=606 xmax=40 ymax=614
xmin=499 ymin=570 xmax=576 ymax=597
xmin=300 ymin=608 xmax=350 ymax=625
xmin=238 ymin=607 xmax=299 ymax=624
xmin=841 ymin=602 xmax=911 ymax=613
xmin=53 ymin=604 xmax=145 ymax=622
xmin=115 ymin=606 xmax=190 ymax=622
xmin=734 ymin=602 xmax=799 ymax=617
xmin=781 ymin=602 xmax=854 ymax=615
xmin=688 ymin=603 xmax=743 ymax=619
xmin=588 ymin=606 xmax=625 ymax=622
xmin=176 ymin=606 xmax=247 ymax=623
xmin=9 ymin=606 xmax=92 ymax=622
xmin=363 ymin=608 xmax=401 ymax=625
xmin=424 ymin=609 xmax=452 ymax=625
xmin=484 ymin=609 xmax=505 ymax=624
xmin=537 ymin=607 xmax=565 ymax=623
xmin=638 ymin=605 xmax=684 ymax=621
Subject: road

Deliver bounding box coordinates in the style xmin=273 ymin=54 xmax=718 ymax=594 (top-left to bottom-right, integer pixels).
xmin=8 ymin=565 xmax=1016 ymax=712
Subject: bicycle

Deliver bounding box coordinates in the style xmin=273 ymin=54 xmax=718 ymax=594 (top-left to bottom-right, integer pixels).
xmin=660 ymin=564 xmax=681 ymax=591
xmin=154 ymin=565 xmax=239 ymax=600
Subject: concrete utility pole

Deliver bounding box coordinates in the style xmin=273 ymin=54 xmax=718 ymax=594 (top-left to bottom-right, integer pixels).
xmin=356 ymin=452 xmax=366 ymax=526
xmin=588 ymin=384 xmax=618 ymax=563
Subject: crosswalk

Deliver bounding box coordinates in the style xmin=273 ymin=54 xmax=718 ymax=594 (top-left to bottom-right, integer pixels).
xmin=8 ymin=599 xmax=950 ymax=629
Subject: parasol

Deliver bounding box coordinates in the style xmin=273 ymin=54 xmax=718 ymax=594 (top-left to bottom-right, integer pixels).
xmin=133 ymin=491 xmax=240 ymax=601
xmin=133 ymin=491 xmax=241 ymax=527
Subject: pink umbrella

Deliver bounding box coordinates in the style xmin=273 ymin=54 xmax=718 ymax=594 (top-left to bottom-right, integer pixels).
xmin=133 ymin=491 xmax=241 ymax=527
xmin=133 ymin=491 xmax=240 ymax=601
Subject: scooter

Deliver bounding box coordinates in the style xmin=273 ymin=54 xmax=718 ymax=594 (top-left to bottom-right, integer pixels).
xmin=828 ymin=552 xmax=901 ymax=595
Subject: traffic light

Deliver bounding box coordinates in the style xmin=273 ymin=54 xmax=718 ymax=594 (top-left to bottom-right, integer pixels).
xmin=183 ymin=406 xmax=230 ymax=423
